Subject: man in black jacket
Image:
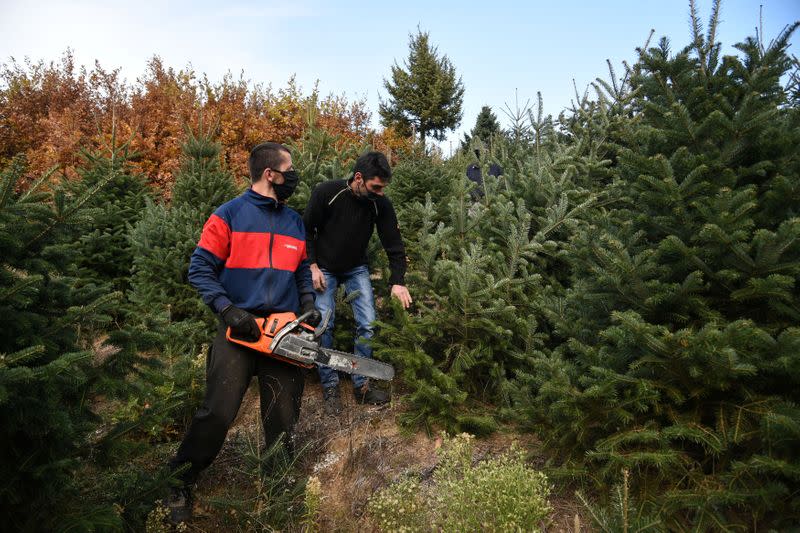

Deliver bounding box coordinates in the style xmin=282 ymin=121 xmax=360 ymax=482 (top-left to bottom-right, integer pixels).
xmin=303 ymin=151 xmax=411 ymax=413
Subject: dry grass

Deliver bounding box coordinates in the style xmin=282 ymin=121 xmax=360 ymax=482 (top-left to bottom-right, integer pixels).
xmin=172 ymin=374 xmax=585 ymax=532
xmin=293 ymin=380 xmax=435 ymax=532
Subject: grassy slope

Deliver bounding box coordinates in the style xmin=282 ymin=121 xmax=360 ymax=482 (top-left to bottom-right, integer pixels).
xmin=157 ymin=374 xmax=585 ymax=532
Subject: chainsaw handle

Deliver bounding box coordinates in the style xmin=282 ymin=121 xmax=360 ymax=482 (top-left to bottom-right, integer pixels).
xmin=296 ymin=310 xmax=314 ymax=324
xmin=269 ymin=310 xmax=314 ymax=352
xmin=313 ymin=309 xmax=332 ymax=339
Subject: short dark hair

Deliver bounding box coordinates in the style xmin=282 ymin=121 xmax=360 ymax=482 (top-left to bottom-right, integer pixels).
xmin=249 ymin=142 xmax=290 ymax=183
xmin=352 ymin=151 xmax=391 ymax=183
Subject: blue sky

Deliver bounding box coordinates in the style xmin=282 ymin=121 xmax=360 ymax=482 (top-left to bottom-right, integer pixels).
xmin=2 ymin=0 xmax=798 ymax=154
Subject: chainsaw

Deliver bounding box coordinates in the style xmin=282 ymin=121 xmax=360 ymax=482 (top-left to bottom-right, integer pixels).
xmin=225 ymin=310 xmax=395 ymax=381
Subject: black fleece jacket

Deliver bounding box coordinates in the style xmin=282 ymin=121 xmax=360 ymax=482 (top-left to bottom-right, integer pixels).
xmin=303 ymin=179 xmax=406 ymax=285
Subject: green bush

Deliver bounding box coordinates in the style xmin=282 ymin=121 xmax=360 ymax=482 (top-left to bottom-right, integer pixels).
xmin=368 ymin=477 xmax=428 ymax=533
xmin=368 ymin=433 xmax=551 ymax=532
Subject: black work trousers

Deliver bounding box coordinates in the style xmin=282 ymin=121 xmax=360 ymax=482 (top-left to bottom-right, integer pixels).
xmin=170 ymin=321 xmax=304 ymax=484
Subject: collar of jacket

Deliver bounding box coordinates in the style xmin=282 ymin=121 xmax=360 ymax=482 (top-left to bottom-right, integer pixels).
xmin=244 ymin=188 xmax=282 ymax=210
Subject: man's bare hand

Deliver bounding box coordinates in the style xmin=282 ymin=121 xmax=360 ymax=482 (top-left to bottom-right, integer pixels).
xmin=310 ymin=264 xmax=327 ymax=292
xmin=390 ymin=285 xmax=412 ymax=309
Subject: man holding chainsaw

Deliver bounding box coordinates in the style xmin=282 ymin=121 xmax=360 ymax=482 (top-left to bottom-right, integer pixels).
xmin=304 ymin=151 xmax=412 ymax=413
xmin=166 ymin=142 xmax=319 ymax=523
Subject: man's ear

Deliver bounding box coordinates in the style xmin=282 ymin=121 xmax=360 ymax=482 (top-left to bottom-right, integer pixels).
xmin=262 ymin=168 xmax=272 ymax=183
xmin=353 ymin=171 xmax=362 ymax=182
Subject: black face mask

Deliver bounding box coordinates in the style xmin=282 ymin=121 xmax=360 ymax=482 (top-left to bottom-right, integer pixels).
xmin=353 ymin=178 xmax=380 ymax=201
xmin=274 ymin=169 xmax=299 ymax=201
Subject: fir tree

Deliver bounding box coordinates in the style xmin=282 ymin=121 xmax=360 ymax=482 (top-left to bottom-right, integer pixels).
xmin=371 ymin=123 xmax=602 ymax=431
xmin=514 ymin=15 xmax=800 ymax=529
xmin=286 ymin=112 xmax=364 ymax=216
xmin=69 ymin=134 xmax=149 ymax=296
xmin=461 ymin=105 xmax=502 ymax=151
xmin=129 ymin=130 xmax=238 ymax=326
xmin=379 ymin=29 xmax=465 ymax=149
xmin=0 ymin=156 xmax=123 ymax=530
xmin=384 ymin=150 xmax=454 ymax=210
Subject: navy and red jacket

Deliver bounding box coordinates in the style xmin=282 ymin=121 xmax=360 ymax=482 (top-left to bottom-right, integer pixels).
xmin=188 ymin=188 xmax=314 ymax=315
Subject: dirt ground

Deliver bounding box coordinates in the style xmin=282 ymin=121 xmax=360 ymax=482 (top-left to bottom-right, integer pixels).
xmin=176 ymin=374 xmax=585 ymax=532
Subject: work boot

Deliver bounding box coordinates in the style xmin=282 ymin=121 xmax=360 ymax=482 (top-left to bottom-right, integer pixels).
xmin=323 ymin=385 xmax=342 ymax=415
xmin=165 ymin=484 xmax=193 ymax=524
xmin=354 ymin=382 xmax=390 ymax=405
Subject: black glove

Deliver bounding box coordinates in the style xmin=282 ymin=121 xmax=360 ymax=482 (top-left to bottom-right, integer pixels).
xmin=221 ymin=305 xmax=261 ymax=342
xmin=300 ymin=300 xmax=322 ymax=327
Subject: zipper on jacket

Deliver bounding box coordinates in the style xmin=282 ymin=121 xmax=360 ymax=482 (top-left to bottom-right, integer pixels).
xmin=266 ymin=208 xmax=274 ymax=310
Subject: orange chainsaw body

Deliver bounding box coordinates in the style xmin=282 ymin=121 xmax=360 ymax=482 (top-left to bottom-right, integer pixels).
xmin=225 ymin=312 xmax=316 ymax=368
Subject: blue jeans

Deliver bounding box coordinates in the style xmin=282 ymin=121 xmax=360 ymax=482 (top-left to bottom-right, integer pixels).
xmin=315 ymin=265 xmax=375 ymax=390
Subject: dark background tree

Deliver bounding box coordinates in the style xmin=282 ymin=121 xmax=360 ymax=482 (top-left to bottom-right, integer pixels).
xmin=461 ymin=105 xmax=502 ymax=151
xmin=379 ymin=29 xmax=464 ymax=149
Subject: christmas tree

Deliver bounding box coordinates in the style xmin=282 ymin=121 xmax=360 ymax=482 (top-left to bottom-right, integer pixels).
xmin=514 ymin=14 xmax=800 ymax=529
xmin=461 ymin=105 xmax=503 ymax=152
xmin=68 ymin=133 xmax=149 ymax=296
xmin=0 ymin=155 xmax=125 ymax=529
xmin=371 ymin=99 xmax=607 ymax=431
xmin=286 ymin=111 xmax=364 ymax=215
xmin=128 ymin=129 xmax=238 ymax=327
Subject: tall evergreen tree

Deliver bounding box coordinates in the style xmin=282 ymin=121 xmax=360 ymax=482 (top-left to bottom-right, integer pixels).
xmin=379 ymin=29 xmax=465 ymax=149
xmin=514 ymin=14 xmax=800 ymax=529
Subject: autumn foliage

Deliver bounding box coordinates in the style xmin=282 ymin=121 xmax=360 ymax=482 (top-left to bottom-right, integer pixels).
xmin=1 ymin=50 xmax=409 ymax=192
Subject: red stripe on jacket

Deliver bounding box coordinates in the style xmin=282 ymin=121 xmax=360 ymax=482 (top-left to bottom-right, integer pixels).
xmin=198 ymin=215 xmax=306 ymax=271
xmin=272 ymin=234 xmax=307 ymax=271
xmin=197 ymin=214 xmax=231 ymax=260
xmin=227 ymin=232 xmax=271 ymax=268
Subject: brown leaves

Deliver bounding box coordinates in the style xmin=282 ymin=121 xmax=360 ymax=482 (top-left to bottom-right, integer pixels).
xmin=1 ymin=51 xmax=388 ymax=193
